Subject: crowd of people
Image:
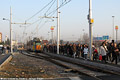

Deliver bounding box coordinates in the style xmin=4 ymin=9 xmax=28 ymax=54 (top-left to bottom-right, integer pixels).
xmin=0 ymin=46 xmax=10 ymax=54
xmin=43 ymin=40 xmax=120 ymax=64
xmin=100 ymin=40 xmax=120 ymax=64
xmin=43 ymin=43 xmax=89 ymax=58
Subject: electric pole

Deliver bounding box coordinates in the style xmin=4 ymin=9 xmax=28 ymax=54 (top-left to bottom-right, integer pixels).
xmin=9 ymin=7 xmax=30 ymax=53
xmin=57 ymin=0 xmax=60 ymax=54
xmin=10 ymin=7 xmax=12 ymax=53
xmin=89 ymin=0 xmax=93 ymax=60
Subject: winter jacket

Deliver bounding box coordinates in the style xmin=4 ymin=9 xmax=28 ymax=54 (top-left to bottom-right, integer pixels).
xmin=100 ymin=46 xmax=107 ymax=56
xmin=83 ymin=48 xmax=88 ymax=54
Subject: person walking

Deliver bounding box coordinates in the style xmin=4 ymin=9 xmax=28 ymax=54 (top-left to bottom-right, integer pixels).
xmin=100 ymin=42 xmax=107 ymax=63
xmin=64 ymin=43 xmax=69 ymax=56
xmin=68 ymin=44 xmax=73 ymax=57
xmin=93 ymin=48 xmax=98 ymax=61
xmin=73 ymin=44 xmax=77 ymax=58
xmin=76 ymin=44 xmax=81 ymax=58
xmin=111 ymin=43 xmax=119 ymax=64
xmin=107 ymin=42 xmax=112 ymax=61
xmin=2 ymin=46 xmax=4 ymax=53
xmin=83 ymin=45 xmax=88 ymax=60
xmin=61 ymin=44 xmax=65 ymax=55
xmin=81 ymin=45 xmax=84 ymax=58
xmin=117 ymin=43 xmax=120 ymax=51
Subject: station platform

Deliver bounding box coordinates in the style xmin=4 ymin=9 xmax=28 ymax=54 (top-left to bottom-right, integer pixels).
xmin=0 ymin=53 xmax=12 ymax=69
xmin=44 ymin=52 xmax=120 ymax=74
xmin=0 ymin=76 xmax=96 ymax=80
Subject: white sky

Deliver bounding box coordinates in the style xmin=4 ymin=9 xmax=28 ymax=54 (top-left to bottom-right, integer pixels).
xmin=0 ymin=0 xmax=120 ymax=42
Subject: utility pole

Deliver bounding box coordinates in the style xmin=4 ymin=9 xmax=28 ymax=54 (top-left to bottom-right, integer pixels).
xmin=89 ymin=0 xmax=93 ymax=60
xmin=10 ymin=7 xmax=13 ymax=53
xmin=9 ymin=7 xmax=30 ymax=53
xmin=112 ymin=16 xmax=115 ymax=40
xmin=57 ymin=0 xmax=60 ymax=54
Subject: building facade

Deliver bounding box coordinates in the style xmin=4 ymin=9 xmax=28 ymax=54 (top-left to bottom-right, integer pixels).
xmin=0 ymin=32 xmax=2 ymax=43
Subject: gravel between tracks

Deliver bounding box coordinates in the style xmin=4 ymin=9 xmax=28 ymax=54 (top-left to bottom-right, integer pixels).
xmin=0 ymin=52 xmax=78 ymax=78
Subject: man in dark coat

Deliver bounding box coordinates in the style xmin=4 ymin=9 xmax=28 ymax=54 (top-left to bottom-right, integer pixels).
xmin=68 ymin=44 xmax=73 ymax=57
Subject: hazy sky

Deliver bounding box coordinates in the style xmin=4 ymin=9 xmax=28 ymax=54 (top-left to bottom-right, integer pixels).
xmin=0 ymin=0 xmax=120 ymax=42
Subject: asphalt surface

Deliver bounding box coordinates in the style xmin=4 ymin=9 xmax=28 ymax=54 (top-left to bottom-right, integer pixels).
xmin=0 ymin=53 xmax=11 ymax=65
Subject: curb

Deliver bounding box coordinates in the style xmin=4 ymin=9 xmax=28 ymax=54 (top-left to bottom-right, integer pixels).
xmin=0 ymin=54 xmax=13 ymax=70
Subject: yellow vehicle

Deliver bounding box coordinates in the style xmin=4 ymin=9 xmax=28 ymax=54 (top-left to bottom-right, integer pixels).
xmin=17 ymin=45 xmax=24 ymax=51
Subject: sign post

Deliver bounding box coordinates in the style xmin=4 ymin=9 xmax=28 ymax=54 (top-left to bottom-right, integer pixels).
xmin=50 ymin=26 xmax=54 ymax=44
xmin=115 ymin=26 xmax=118 ymax=43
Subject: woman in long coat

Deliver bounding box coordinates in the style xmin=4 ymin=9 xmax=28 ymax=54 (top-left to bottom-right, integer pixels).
xmin=100 ymin=42 xmax=107 ymax=63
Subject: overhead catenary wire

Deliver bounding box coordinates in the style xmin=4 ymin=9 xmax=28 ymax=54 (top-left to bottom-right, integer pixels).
xmin=31 ymin=0 xmax=56 ymax=34
xmin=26 ymin=19 xmax=42 ymax=27
xmin=20 ymin=18 xmax=42 ymax=39
xmin=29 ymin=17 xmax=55 ymax=39
xmin=23 ymin=0 xmax=71 ymax=41
xmin=46 ymin=0 xmax=71 ymax=16
xmin=26 ymin=0 xmax=71 ymax=29
xmin=24 ymin=0 xmax=56 ymax=36
xmin=30 ymin=19 xmax=44 ymax=36
xmin=13 ymin=0 xmax=53 ymax=41
xmin=21 ymin=18 xmax=43 ymax=38
xmin=59 ymin=0 xmax=71 ymax=8
xmin=27 ymin=0 xmax=57 ymax=36
xmin=30 ymin=18 xmax=53 ymax=37
xmin=44 ymin=0 xmax=57 ymax=16
xmin=40 ymin=0 xmax=70 ymax=21
xmin=25 ymin=0 xmax=54 ymax=22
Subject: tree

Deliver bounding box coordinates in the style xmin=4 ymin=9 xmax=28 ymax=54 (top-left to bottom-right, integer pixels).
xmin=0 ymin=41 xmax=4 ymax=45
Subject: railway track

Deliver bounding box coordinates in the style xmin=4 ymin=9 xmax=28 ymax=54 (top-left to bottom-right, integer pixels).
xmin=22 ymin=51 xmax=120 ymax=80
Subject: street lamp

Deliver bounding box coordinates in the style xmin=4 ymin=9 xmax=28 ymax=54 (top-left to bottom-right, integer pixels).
xmin=82 ymin=29 xmax=85 ymax=44
xmin=3 ymin=7 xmax=12 ymax=53
xmin=112 ymin=16 xmax=115 ymax=40
xmin=3 ymin=17 xmax=12 ymax=53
